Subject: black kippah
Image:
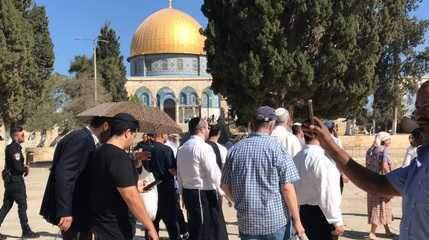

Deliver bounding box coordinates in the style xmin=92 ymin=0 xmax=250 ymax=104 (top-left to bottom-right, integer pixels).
xmin=188 ymin=117 xmax=201 ymax=131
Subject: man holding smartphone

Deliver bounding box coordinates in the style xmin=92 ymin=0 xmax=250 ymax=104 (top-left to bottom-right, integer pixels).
xmin=87 ymin=113 xmax=158 ymax=240
xmin=305 ymin=81 xmax=429 ymax=239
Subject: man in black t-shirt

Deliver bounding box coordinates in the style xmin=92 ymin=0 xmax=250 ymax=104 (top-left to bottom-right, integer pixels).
xmin=87 ymin=113 xmax=158 ymax=240
xmin=138 ymin=132 xmax=180 ymax=239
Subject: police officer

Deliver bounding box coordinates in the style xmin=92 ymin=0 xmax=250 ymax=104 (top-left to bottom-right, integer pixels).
xmin=0 ymin=126 xmax=39 ymax=239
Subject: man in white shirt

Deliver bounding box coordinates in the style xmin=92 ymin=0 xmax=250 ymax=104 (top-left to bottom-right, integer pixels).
xmin=271 ymin=108 xmax=302 ymax=157
xmin=165 ymin=135 xmax=178 ymax=158
xmin=325 ymin=121 xmax=343 ymax=148
xmin=293 ymin=133 xmax=344 ymax=240
xmin=176 ymin=117 xmax=228 ymax=240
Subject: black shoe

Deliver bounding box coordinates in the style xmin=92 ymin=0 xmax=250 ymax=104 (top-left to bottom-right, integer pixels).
xmin=22 ymin=230 xmax=39 ymax=239
xmin=0 ymin=233 xmax=6 ymax=240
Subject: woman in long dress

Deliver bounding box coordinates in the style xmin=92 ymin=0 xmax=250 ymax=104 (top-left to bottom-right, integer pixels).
xmin=366 ymin=132 xmax=394 ymax=240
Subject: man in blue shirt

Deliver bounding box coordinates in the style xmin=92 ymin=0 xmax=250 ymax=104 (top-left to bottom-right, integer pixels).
xmin=221 ymin=106 xmax=305 ymax=240
xmin=307 ymin=81 xmax=429 ymax=240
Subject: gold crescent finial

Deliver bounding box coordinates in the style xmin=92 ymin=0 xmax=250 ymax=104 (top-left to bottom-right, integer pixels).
xmin=168 ymin=0 xmax=173 ymax=8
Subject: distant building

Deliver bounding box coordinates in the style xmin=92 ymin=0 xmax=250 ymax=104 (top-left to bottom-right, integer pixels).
xmin=125 ymin=2 xmax=226 ymax=129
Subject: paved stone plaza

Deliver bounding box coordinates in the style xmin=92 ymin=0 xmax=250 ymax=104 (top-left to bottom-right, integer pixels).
xmin=0 ymin=162 xmax=401 ymax=240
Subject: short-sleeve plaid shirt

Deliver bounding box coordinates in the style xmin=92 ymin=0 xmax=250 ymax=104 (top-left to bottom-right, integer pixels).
xmin=222 ymin=132 xmax=300 ymax=235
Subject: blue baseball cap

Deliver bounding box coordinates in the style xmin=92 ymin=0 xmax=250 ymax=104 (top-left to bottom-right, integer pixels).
xmin=255 ymin=106 xmax=276 ymax=122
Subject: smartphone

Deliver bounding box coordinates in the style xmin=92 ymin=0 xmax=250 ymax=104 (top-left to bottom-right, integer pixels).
xmin=307 ymin=99 xmax=314 ymax=125
xmin=143 ymin=180 xmax=163 ymax=191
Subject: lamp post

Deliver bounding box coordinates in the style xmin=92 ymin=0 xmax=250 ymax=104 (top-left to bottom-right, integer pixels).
xmin=75 ymin=37 xmax=108 ymax=103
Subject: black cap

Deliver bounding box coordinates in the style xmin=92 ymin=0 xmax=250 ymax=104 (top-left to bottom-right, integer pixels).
xmin=255 ymin=106 xmax=276 ymax=122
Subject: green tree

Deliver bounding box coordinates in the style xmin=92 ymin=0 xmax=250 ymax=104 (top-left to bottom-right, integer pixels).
xmin=0 ymin=0 xmax=36 ymax=127
xmin=373 ymin=0 xmax=429 ymax=133
xmin=0 ymin=0 xmax=54 ymax=132
xmin=69 ymin=55 xmax=93 ymax=78
xmin=202 ymin=0 xmax=416 ymax=124
xmin=12 ymin=0 xmax=31 ymax=12
xmin=96 ymin=22 xmax=128 ymax=101
xmin=58 ymin=55 xmax=112 ymax=130
xmin=25 ymin=4 xmax=54 ymax=93
xmin=25 ymin=73 xmax=63 ymax=146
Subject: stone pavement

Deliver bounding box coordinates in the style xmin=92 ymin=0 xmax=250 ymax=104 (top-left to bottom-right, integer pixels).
xmin=0 ymin=163 xmax=401 ymax=240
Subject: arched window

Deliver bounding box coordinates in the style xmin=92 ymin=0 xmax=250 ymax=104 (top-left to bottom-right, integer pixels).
xmin=180 ymin=92 xmax=187 ymax=105
xmin=141 ymin=92 xmax=150 ymax=106
xmin=180 ymin=87 xmax=198 ymax=106
xmin=202 ymin=88 xmax=219 ymax=108
xmin=190 ymin=93 xmax=198 ymax=105
xmin=157 ymin=87 xmax=176 ymax=108
xmin=202 ymin=93 xmax=209 ymax=107
xmin=135 ymin=87 xmax=152 ymax=106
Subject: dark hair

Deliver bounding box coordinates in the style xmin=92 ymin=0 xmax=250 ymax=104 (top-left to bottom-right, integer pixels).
xmin=189 ymin=117 xmax=205 ymax=135
xmin=209 ymin=125 xmax=221 ymax=138
xmin=304 ymin=133 xmax=316 ymax=144
xmin=251 ymin=118 xmax=273 ymax=131
xmin=109 ymin=113 xmax=139 ymax=136
xmin=90 ymin=116 xmax=110 ymax=128
xmin=10 ymin=126 xmax=23 ymax=137
xmin=292 ymin=125 xmax=302 ymax=135
xmin=411 ymin=128 xmax=423 ymax=140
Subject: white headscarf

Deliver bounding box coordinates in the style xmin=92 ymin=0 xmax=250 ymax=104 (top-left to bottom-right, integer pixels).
xmin=373 ymin=133 xmax=381 ymax=147
xmin=378 ymin=131 xmax=391 ymax=143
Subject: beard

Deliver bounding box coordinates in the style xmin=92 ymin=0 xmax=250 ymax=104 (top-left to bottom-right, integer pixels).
xmin=99 ymin=129 xmax=112 ymax=143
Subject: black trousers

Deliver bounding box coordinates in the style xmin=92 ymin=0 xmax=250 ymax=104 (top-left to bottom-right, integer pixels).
xmin=62 ymin=229 xmax=91 ymax=240
xmin=182 ymin=189 xmax=228 ymax=240
xmin=153 ymin=183 xmax=180 ymax=240
xmin=0 ymin=177 xmax=30 ymax=232
xmin=300 ymin=205 xmax=336 ymax=240
xmin=176 ymin=193 xmax=189 ymax=235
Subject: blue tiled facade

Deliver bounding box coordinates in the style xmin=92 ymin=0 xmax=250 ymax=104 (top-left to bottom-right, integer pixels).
xmin=130 ymin=53 xmax=209 ymax=77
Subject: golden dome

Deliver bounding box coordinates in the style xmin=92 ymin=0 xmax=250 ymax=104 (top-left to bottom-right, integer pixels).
xmin=130 ymin=8 xmax=206 ymax=58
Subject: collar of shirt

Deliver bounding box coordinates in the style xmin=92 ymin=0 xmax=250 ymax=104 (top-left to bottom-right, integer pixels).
xmin=305 ymin=144 xmax=325 ymax=152
xmin=190 ymin=135 xmax=205 ymax=142
xmin=86 ymin=126 xmax=100 ymax=146
xmin=249 ymin=132 xmax=270 ymax=137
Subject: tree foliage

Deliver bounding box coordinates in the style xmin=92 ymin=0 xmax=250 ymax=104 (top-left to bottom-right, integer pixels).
xmin=202 ymin=0 xmax=427 ymax=124
xmin=0 ymin=0 xmax=54 ymax=128
xmin=96 ymin=22 xmax=128 ymax=101
xmin=25 ymin=73 xmax=64 ymax=132
xmin=57 ymin=55 xmax=112 ymax=130
xmin=372 ymin=0 xmax=429 ymax=131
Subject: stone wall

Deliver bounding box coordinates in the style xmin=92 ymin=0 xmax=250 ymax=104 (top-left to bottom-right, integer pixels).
xmin=0 ymin=128 xmax=61 ymax=169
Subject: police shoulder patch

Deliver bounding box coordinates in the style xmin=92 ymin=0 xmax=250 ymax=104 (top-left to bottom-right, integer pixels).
xmin=14 ymin=153 xmax=21 ymax=161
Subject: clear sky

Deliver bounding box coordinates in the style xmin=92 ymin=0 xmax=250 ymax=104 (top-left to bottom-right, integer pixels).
xmin=35 ymin=0 xmax=429 ymax=76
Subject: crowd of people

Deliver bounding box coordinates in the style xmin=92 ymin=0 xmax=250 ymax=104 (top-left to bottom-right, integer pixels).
xmin=0 ymin=81 xmax=427 ymax=240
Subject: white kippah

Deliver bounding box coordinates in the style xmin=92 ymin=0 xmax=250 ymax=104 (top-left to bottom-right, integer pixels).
xmin=275 ymin=108 xmax=290 ymax=123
